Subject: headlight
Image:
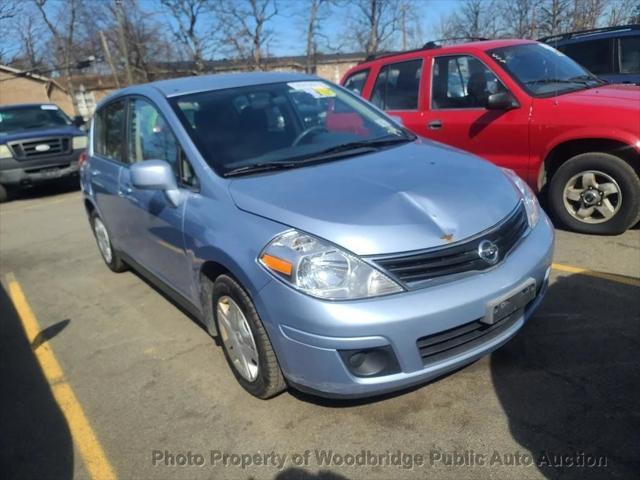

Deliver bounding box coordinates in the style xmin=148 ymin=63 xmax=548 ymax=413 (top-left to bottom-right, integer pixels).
xmin=259 ymin=230 xmax=403 ymax=300
xmin=502 ymin=168 xmax=540 ymax=227
xmin=73 ymin=136 xmax=88 ymax=150
xmin=0 ymin=144 xmax=12 ymax=159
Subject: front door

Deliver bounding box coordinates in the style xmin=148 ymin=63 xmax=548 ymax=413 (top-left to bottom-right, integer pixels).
xmin=120 ymin=97 xmax=197 ymax=299
xmin=426 ymin=54 xmax=531 ymax=180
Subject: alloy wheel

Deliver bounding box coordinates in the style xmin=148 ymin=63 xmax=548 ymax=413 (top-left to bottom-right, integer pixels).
xmin=216 ymin=295 xmax=260 ymax=382
xmin=562 ymin=170 xmax=622 ymax=224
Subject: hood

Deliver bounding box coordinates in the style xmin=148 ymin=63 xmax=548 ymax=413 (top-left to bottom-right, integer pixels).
xmin=559 ymin=84 xmax=640 ymax=111
xmin=229 ymin=140 xmax=521 ymax=256
xmin=0 ymin=125 xmax=84 ymax=144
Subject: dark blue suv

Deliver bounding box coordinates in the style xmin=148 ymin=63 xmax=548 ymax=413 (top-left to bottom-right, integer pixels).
xmin=540 ymin=25 xmax=640 ymax=85
xmin=0 ymin=103 xmax=87 ymax=201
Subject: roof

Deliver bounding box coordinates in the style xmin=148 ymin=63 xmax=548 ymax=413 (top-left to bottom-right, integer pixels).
xmin=142 ymin=71 xmax=317 ymax=97
xmin=539 ymin=24 xmax=639 ymax=43
xmin=353 ymin=39 xmax=535 ymax=69
xmin=0 ymin=64 xmax=68 ymax=93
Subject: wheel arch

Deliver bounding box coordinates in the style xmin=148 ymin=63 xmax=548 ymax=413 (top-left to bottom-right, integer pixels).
xmin=541 ymin=138 xmax=640 ymax=190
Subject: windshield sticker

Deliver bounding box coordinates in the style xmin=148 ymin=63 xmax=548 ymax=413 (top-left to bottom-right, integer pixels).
xmin=288 ymin=81 xmax=336 ymax=98
xmin=41 ymin=105 xmax=59 ymax=110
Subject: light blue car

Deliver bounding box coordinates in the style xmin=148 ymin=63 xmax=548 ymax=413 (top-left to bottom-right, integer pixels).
xmin=81 ymin=72 xmax=554 ymax=399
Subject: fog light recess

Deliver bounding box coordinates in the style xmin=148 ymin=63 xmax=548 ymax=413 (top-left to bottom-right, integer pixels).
xmin=339 ymin=346 xmax=401 ymax=377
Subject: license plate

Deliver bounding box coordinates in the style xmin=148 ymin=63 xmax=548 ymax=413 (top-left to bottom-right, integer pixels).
xmin=483 ymin=279 xmax=536 ymax=325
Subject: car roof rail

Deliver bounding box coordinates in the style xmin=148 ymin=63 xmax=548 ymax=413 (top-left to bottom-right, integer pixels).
xmin=539 ymin=24 xmax=639 ymax=43
xmin=361 ymin=37 xmax=489 ymax=63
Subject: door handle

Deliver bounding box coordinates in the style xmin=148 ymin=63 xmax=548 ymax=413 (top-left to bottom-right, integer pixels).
xmin=90 ymin=169 xmax=101 ymax=177
xmin=428 ymin=120 xmax=443 ymax=130
xmin=118 ymin=186 xmax=133 ymax=197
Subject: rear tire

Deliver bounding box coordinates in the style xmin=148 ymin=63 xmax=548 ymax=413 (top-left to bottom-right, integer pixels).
xmin=90 ymin=211 xmax=127 ymax=272
xmin=212 ymin=274 xmax=286 ymax=399
xmin=548 ymin=152 xmax=640 ymax=235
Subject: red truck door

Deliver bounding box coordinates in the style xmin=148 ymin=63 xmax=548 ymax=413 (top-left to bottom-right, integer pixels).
xmin=423 ymin=54 xmax=532 ymax=181
xmin=366 ymin=58 xmax=430 ymax=137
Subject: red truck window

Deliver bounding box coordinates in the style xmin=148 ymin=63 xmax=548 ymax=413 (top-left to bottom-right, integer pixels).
xmin=343 ymin=69 xmax=369 ymax=95
xmin=431 ymin=55 xmax=507 ymax=110
xmin=370 ymin=59 xmax=422 ymax=111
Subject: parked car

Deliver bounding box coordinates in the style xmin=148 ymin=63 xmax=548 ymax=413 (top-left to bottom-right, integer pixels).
xmin=0 ymin=103 xmax=87 ymax=201
xmin=341 ymin=39 xmax=640 ymax=235
xmin=540 ymin=25 xmax=640 ymax=85
xmin=82 ymin=73 xmax=554 ymax=399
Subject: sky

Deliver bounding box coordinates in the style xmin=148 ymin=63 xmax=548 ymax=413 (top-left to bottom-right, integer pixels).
xmin=3 ymin=0 xmax=460 ymax=62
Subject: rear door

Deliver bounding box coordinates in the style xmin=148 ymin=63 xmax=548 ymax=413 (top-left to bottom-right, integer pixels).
xmin=368 ymin=58 xmax=428 ymax=136
xmin=90 ymin=99 xmax=130 ymax=248
xmin=425 ymin=54 xmax=531 ymax=179
xmin=119 ymin=96 xmax=197 ymax=298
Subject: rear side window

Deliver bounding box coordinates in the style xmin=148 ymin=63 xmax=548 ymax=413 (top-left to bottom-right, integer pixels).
xmin=371 ymin=59 xmax=422 ymax=110
xmin=559 ymin=39 xmax=612 ymax=75
xmin=619 ymin=37 xmax=640 ymax=74
xmin=94 ymin=100 xmax=126 ymax=162
xmin=343 ymin=70 xmax=369 ymax=95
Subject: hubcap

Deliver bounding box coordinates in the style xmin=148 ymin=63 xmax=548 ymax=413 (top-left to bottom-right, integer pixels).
xmin=216 ymin=296 xmax=259 ymax=382
xmin=562 ymin=170 xmax=622 ymax=224
xmin=93 ymin=218 xmax=113 ymax=263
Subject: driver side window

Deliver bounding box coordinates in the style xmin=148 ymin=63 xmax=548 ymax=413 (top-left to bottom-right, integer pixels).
xmin=432 ymin=55 xmax=506 ymax=109
xmin=128 ymin=98 xmax=197 ymax=188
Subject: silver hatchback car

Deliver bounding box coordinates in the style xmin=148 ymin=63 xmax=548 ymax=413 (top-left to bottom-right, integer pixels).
xmin=82 ymin=73 xmax=554 ymax=399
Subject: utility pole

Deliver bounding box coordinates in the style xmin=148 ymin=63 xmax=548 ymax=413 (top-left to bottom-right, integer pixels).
xmin=115 ymin=0 xmax=133 ymax=85
xmin=100 ymin=31 xmax=121 ymax=88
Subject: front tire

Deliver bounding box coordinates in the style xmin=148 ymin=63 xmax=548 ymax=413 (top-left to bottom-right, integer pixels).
xmin=90 ymin=211 xmax=127 ymax=272
xmin=548 ymin=152 xmax=640 ymax=234
xmin=0 ymin=184 xmax=10 ymax=203
xmin=212 ymin=275 xmax=286 ymax=399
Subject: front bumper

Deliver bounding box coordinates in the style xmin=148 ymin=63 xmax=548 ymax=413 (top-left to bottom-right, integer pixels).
xmin=0 ymin=151 xmax=81 ymax=186
xmin=254 ymin=213 xmax=555 ymax=398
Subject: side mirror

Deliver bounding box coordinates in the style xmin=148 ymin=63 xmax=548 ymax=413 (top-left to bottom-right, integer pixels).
xmin=73 ymin=115 xmax=86 ymax=127
xmin=486 ymin=92 xmax=519 ymax=110
xmin=130 ymin=160 xmax=181 ymax=207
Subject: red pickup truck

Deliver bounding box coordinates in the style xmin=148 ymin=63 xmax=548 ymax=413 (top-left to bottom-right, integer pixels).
xmin=341 ymin=39 xmax=640 ymax=234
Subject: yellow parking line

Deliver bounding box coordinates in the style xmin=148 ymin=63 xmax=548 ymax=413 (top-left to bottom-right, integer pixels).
xmin=5 ymin=272 xmax=116 ymax=480
xmin=552 ymin=262 xmax=640 ymax=288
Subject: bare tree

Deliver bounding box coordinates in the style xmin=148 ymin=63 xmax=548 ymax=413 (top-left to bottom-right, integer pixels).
xmin=606 ymin=0 xmax=639 ymax=25
xmin=217 ymin=0 xmax=279 ymax=70
xmin=160 ymin=0 xmax=217 ymax=73
xmin=538 ymin=0 xmax=572 ymax=36
xmin=297 ymin=0 xmax=338 ymax=73
xmin=398 ymin=0 xmax=424 ymax=49
xmin=501 ymin=0 xmax=543 ymax=38
xmin=570 ymin=0 xmax=608 ymax=30
xmin=33 ymin=0 xmax=81 ymax=114
xmin=439 ymin=0 xmax=503 ymax=40
xmin=345 ymin=0 xmax=402 ymax=56
xmin=13 ymin=12 xmax=45 ymax=70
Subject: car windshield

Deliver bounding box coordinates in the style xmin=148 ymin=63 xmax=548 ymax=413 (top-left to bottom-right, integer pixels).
xmin=488 ymin=43 xmax=604 ymax=97
xmin=0 ymin=105 xmax=71 ymax=135
xmin=169 ymin=80 xmax=413 ymax=176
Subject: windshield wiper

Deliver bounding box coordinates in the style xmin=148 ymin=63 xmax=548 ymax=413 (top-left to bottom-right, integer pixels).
xmin=526 ymin=78 xmax=589 ymax=86
xmin=224 ymin=135 xmax=415 ymax=177
xmin=224 ymin=161 xmax=300 ymax=177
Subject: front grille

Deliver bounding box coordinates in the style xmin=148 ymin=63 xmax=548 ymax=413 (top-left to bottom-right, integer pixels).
xmin=9 ymin=137 xmax=71 ymax=159
xmin=371 ymin=203 xmax=528 ymax=287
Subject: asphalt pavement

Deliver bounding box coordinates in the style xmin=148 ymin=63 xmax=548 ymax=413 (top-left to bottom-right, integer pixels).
xmin=1 ymin=183 xmax=639 ymax=480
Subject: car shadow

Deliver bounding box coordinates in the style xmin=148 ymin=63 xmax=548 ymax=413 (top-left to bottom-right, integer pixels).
xmin=274 ymin=468 xmax=350 ymax=479
xmin=0 ymin=284 xmax=74 ymax=478
xmin=8 ymin=178 xmax=80 ymax=202
xmin=491 ymin=272 xmax=640 ymax=478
